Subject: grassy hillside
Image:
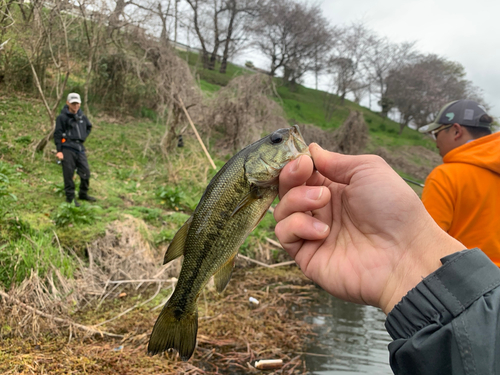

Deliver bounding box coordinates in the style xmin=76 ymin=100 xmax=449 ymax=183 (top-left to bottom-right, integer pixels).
xmin=0 ymin=55 xmax=439 ymax=286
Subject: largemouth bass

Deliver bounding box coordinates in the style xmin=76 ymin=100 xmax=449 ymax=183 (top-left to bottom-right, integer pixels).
xmin=148 ymin=125 xmax=310 ymax=360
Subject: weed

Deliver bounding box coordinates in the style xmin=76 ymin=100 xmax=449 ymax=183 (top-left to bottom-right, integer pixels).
xmin=51 ymin=202 xmax=101 ymax=227
xmin=131 ymin=206 xmax=164 ymax=225
xmin=0 ymin=173 xmax=18 ymax=220
xmin=14 ymin=135 xmax=33 ymax=145
xmin=0 ymin=162 xmax=23 ymax=177
xmin=115 ymin=168 xmax=135 ymax=180
xmin=51 ymin=182 xmax=66 ymax=197
xmin=154 ymin=228 xmax=177 ymax=244
xmin=156 ymin=185 xmax=186 ymax=211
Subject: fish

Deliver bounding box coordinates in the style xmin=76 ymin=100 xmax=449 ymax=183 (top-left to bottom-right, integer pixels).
xmin=147 ymin=125 xmax=310 ymax=360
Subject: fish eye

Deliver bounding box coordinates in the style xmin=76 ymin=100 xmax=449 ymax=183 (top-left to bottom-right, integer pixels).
xmin=270 ymin=132 xmax=283 ymax=144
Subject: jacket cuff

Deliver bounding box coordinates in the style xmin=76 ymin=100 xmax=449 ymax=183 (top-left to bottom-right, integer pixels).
xmin=385 ymin=248 xmax=500 ymax=340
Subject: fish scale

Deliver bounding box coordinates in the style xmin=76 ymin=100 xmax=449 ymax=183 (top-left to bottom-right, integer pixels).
xmin=148 ymin=125 xmax=310 ymax=360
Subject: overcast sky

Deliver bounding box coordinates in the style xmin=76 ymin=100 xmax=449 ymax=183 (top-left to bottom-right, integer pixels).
xmin=235 ymin=0 xmax=500 ymax=118
xmin=322 ymin=0 xmax=500 ymax=117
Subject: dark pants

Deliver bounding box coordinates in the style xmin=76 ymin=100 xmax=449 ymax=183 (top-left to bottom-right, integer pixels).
xmin=62 ymin=148 xmax=90 ymax=201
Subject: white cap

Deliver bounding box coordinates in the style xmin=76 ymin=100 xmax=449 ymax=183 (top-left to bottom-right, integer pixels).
xmin=67 ymin=93 xmax=81 ymax=104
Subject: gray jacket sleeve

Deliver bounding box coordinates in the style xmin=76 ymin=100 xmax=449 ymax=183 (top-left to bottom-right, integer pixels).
xmin=385 ymin=249 xmax=500 ymax=375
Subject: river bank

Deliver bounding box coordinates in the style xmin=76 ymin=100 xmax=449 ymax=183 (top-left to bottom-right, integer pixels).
xmin=0 ymin=265 xmax=320 ymax=374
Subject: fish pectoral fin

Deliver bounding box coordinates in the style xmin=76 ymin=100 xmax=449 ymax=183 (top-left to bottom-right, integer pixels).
xmin=231 ymin=185 xmax=263 ymax=217
xmin=213 ymin=253 xmax=237 ymax=293
xmin=163 ymin=216 xmax=193 ymax=265
xmin=251 ymin=209 xmax=269 ymax=232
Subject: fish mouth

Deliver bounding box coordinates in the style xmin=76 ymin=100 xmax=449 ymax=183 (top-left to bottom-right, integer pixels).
xmin=289 ymin=125 xmax=311 ymax=159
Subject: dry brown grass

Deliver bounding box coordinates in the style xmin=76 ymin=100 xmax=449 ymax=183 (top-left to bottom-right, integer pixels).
xmin=373 ymin=145 xmax=441 ymax=181
xmin=0 ymin=266 xmax=316 ymax=374
xmin=206 ymin=74 xmax=290 ymax=153
xmin=296 ymin=110 xmax=369 ymax=155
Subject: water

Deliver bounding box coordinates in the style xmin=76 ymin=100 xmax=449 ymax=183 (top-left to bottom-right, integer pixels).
xmin=302 ymin=288 xmax=393 ymax=375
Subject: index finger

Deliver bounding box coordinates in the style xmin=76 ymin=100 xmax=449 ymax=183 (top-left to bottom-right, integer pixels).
xmin=279 ymin=154 xmax=314 ymax=199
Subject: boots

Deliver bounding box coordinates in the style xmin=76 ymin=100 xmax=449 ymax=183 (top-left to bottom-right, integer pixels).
xmin=66 ymin=198 xmax=81 ymax=207
xmin=79 ymin=194 xmax=96 ymax=202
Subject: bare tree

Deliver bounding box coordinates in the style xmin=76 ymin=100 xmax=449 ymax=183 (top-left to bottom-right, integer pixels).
xmin=77 ymin=0 xmax=109 ymax=116
xmin=185 ymin=0 xmax=259 ymax=72
xmin=282 ymin=4 xmax=334 ymax=89
xmin=0 ymin=0 xmax=15 ymax=84
xmin=364 ymin=37 xmax=417 ymax=117
xmin=109 ymin=0 xmax=134 ymax=32
xmin=219 ymin=0 xmax=262 ymax=74
xmin=0 ymin=0 xmax=15 ymax=39
xmin=16 ymin=0 xmax=76 ymax=152
xmin=327 ymin=23 xmax=371 ymax=105
xmin=250 ymin=0 xmax=333 ymax=85
xmin=184 ymin=0 xmax=217 ymax=69
xmin=385 ymin=54 xmax=472 ymax=134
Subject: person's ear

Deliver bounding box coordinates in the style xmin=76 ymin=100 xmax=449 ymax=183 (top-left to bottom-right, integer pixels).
xmin=452 ymin=123 xmax=463 ymax=140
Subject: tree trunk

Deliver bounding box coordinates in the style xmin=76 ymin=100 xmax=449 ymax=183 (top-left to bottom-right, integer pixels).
xmin=398 ymin=118 xmax=409 ymax=135
xmin=208 ymin=42 xmax=219 ymax=70
xmin=187 ymin=0 xmax=210 ymax=69
xmin=219 ymin=0 xmax=236 ymax=74
xmin=340 ymin=91 xmax=346 ymax=105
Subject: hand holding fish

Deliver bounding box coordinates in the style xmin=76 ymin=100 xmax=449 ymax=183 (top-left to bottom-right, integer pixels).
xmin=274 ymin=143 xmax=464 ymax=314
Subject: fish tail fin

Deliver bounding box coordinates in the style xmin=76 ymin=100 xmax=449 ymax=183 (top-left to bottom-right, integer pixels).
xmin=147 ymin=303 xmax=198 ymax=361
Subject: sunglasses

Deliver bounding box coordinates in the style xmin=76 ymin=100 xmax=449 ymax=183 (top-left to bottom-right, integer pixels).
xmin=430 ymin=124 xmax=453 ymax=140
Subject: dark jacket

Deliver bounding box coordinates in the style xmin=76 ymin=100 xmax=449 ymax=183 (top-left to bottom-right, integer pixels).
xmin=386 ymin=249 xmax=500 ymax=374
xmin=54 ymin=105 xmax=92 ymax=153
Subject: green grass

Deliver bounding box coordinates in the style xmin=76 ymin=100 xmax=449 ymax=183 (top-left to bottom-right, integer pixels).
xmin=176 ymin=50 xmax=250 ymax=87
xmin=0 ymin=230 xmax=77 ymax=289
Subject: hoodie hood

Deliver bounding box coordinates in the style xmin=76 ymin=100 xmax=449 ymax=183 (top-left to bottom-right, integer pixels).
xmin=61 ymin=105 xmax=82 ymax=117
xmin=443 ymin=132 xmax=500 ymax=175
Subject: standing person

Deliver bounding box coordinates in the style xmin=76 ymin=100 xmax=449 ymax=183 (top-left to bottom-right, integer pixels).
xmin=54 ymin=93 xmax=96 ymax=207
xmin=417 ymin=100 xmax=500 ymax=266
xmin=274 ymin=145 xmax=500 ymax=374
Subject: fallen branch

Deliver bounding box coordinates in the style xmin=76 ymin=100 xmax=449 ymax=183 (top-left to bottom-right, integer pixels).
xmin=107 ymin=278 xmax=177 ymax=285
xmin=238 ymin=255 xmax=296 ymax=268
xmin=265 ymin=237 xmax=282 ymax=249
xmin=0 ymin=289 xmax=123 ymax=339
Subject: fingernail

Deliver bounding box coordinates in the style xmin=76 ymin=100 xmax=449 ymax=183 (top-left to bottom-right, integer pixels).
xmin=306 ymin=187 xmax=323 ymax=200
xmin=310 ymin=143 xmax=323 ymax=151
xmin=313 ymin=221 xmax=329 ymax=233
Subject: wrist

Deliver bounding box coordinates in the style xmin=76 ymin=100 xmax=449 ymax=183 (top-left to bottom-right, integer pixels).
xmin=380 ymin=222 xmax=465 ymax=314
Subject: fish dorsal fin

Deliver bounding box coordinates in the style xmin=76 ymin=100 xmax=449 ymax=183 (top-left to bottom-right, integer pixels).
xmin=231 ymin=185 xmax=263 ymax=217
xmin=163 ymin=216 xmax=193 ymax=265
xmin=213 ymin=253 xmax=237 ymax=293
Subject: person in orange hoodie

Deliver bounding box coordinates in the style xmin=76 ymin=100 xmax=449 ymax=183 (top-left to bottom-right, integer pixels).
xmin=418 ymin=99 xmax=500 ymax=266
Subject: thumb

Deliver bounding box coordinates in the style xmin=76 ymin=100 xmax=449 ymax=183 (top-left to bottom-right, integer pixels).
xmin=310 ymin=144 xmax=389 ymax=186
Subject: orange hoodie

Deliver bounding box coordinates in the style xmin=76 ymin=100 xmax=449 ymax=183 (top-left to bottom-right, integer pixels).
xmin=422 ymin=132 xmax=500 ymax=266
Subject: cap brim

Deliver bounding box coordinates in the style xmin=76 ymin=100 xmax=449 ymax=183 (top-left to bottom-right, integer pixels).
xmin=69 ymin=100 xmax=81 ymax=104
xmin=418 ymin=122 xmax=441 ymax=134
